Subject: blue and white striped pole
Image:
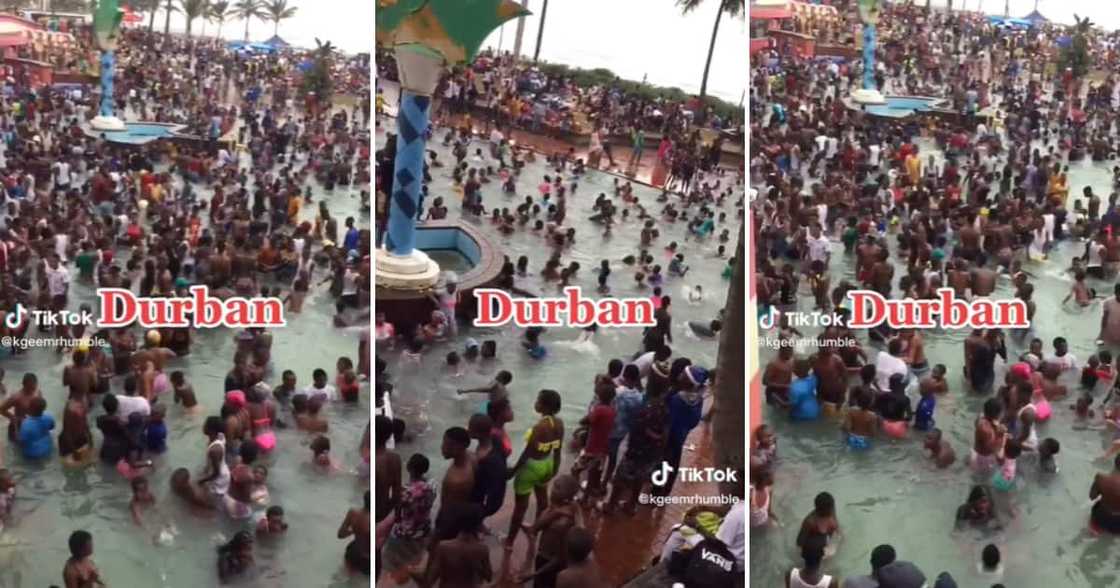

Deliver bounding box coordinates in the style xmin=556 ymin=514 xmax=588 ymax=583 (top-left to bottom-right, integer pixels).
xmin=385 ymin=89 xmax=429 ymax=256
xmin=100 ymin=50 xmax=115 ymax=117
xmin=863 ymin=23 xmax=876 ymax=91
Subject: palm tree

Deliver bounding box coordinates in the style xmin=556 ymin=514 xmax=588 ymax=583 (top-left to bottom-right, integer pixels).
xmin=162 ymin=0 xmax=180 ymax=36
xmin=234 ymin=0 xmax=265 ymax=41
xmin=263 ymin=0 xmax=296 ymax=37
xmin=301 ymin=37 xmax=335 ymax=114
xmin=126 ymin=0 xmax=161 ymax=32
xmin=677 ymin=0 xmax=744 ymax=101
xmin=209 ymin=0 xmax=231 ymax=39
xmin=532 ymin=0 xmax=547 ymax=61
xmin=179 ymin=0 xmax=207 ymax=37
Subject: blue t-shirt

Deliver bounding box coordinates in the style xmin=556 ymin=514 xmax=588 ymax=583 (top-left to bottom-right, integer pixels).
xmin=789 ymin=375 xmax=820 ymax=421
xmin=610 ymin=389 xmax=644 ymax=441
xmin=914 ymin=395 xmax=936 ymax=431
xmin=146 ymin=421 xmax=168 ymax=453
xmin=667 ymin=391 xmax=703 ymax=449
xmin=19 ymin=413 xmax=55 ymax=459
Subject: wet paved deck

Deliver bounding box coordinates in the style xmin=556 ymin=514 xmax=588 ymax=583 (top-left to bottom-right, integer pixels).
xmin=378 ymin=401 xmax=720 ymax=587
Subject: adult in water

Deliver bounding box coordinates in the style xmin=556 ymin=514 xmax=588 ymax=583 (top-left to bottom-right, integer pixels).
xmin=338 ymin=491 xmax=371 ymax=574
xmin=1089 ymin=454 xmax=1120 ymax=534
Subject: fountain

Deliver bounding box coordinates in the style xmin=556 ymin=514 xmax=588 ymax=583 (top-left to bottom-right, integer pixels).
xmin=375 ymin=0 xmax=529 ymax=328
xmin=84 ymin=0 xmax=188 ymax=145
xmin=850 ymin=0 xmax=886 ymax=106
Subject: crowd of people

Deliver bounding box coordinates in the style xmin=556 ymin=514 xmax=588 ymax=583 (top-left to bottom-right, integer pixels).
xmin=751 ymin=2 xmax=1120 ymax=587
xmin=0 ymin=26 xmax=372 ymax=585
xmin=374 ymin=42 xmax=745 ymax=588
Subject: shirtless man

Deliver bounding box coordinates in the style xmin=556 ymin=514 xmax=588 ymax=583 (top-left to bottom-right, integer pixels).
xmin=763 ymin=347 xmax=794 ymax=406
xmin=63 ymin=351 xmax=98 ymax=407
xmin=970 ymin=265 xmax=998 ymax=297
xmin=338 ymin=491 xmax=371 ymax=574
xmin=1100 ymin=285 xmax=1120 ymax=346
xmin=432 ymin=426 xmax=477 ymax=553
xmin=0 ymin=373 xmax=39 ymax=443
xmin=419 ymin=502 xmax=492 ymax=588
xmin=59 ymin=395 xmax=94 ymax=467
xmin=555 ymin=528 xmax=607 ymax=588
xmin=900 ymin=329 xmax=928 ymax=374
xmin=813 ymin=347 xmax=847 ymax=417
xmin=374 ymin=415 xmax=401 ymax=548
xmin=972 ymin=398 xmax=1005 ymax=474
xmin=62 ymin=530 xmax=104 ymax=588
xmin=842 ymin=391 xmax=877 ymax=450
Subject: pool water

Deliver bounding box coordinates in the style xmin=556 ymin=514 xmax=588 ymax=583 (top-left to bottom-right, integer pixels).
xmin=374 ymin=123 xmax=742 ymax=507
xmin=425 ymin=249 xmax=475 ymax=275
xmin=0 ymin=131 xmax=371 ymax=586
xmin=750 ymin=145 xmax=1120 ymax=586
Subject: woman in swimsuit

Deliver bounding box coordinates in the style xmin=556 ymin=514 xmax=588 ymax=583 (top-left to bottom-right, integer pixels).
xmin=246 ymin=388 xmax=277 ymax=453
xmin=505 ymin=389 xmax=564 ymax=551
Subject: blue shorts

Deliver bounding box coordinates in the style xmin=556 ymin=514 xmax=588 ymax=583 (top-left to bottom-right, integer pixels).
xmin=847 ymin=434 xmax=870 ymax=451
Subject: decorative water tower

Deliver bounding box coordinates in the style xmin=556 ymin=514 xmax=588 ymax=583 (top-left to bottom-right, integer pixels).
xmin=850 ymin=0 xmax=886 ymax=106
xmin=375 ymin=0 xmax=530 ymax=290
xmin=91 ymin=0 xmax=127 ymax=132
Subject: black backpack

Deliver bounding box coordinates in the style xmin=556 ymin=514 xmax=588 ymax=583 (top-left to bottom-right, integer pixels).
xmin=681 ymin=537 xmax=737 ymax=588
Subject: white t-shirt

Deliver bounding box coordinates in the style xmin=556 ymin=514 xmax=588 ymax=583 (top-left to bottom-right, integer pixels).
xmin=807 ymin=235 xmax=830 ymax=263
xmin=301 ymin=384 xmax=338 ymax=403
xmin=54 ymin=161 xmax=70 ymax=186
xmin=116 ymin=394 xmax=151 ymax=422
xmin=716 ymin=500 xmax=746 ymax=570
xmin=630 ymin=351 xmax=656 ymax=378
xmin=869 ymin=144 xmax=882 ymax=166
xmin=1046 ymin=353 xmax=1078 ymax=372
xmin=875 ymin=351 xmax=909 ymax=392
xmin=45 ymin=265 xmax=70 ymax=297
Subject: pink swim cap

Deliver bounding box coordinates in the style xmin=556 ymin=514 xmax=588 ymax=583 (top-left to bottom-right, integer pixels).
xmin=226 ymin=390 xmax=247 ymax=408
xmin=1011 ymin=362 xmax=1032 ymax=381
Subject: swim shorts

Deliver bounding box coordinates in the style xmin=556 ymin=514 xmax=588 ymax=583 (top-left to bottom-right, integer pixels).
xmin=514 ymin=455 xmax=555 ymax=496
xmin=971 ymin=450 xmax=998 ymax=473
xmin=882 ymin=420 xmax=908 ymax=439
xmin=847 ymin=434 xmax=870 ymax=451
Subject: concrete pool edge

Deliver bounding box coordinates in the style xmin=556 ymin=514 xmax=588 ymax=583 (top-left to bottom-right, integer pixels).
xmin=375 ymin=220 xmax=505 ymax=331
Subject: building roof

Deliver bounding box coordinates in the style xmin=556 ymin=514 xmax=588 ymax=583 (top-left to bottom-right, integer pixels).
xmin=751 ymin=7 xmax=792 ymax=20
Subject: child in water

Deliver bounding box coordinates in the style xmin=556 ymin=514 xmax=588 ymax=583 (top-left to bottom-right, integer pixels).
xmin=992 ymin=440 xmax=1021 ymax=491
xmin=523 ymin=328 xmax=547 ymax=359
xmin=914 ymin=382 xmax=937 ymax=432
xmin=171 ymin=371 xmax=199 ymax=413
xmin=256 ymin=505 xmax=288 ymax=536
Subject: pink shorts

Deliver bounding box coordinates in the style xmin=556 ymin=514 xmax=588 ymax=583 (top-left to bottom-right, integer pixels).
xmin=883 ymin=420 xmax=908 ymax=439
xmin=153 ymin=372 xmax=171 ymax=396
xmin=254 ymin=432 xmax=277 ymax=452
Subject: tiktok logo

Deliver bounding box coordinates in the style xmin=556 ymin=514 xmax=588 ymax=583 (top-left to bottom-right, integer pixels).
xmin=758 ymin=306 xmax=778 ymax=330
xmin=5 ymin=304 xmax=26 ymax=329
xmin=651 ymin=461 xmax=674 ymax=487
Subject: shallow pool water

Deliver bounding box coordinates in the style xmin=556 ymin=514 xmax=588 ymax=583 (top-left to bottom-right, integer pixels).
xmin=750 ymin=152 xmax=1120 ymax=586
xmin=0 ymin=146 xmax=370 ymax=587
xmin=375 ymin=124 xmax=742 ymax=492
